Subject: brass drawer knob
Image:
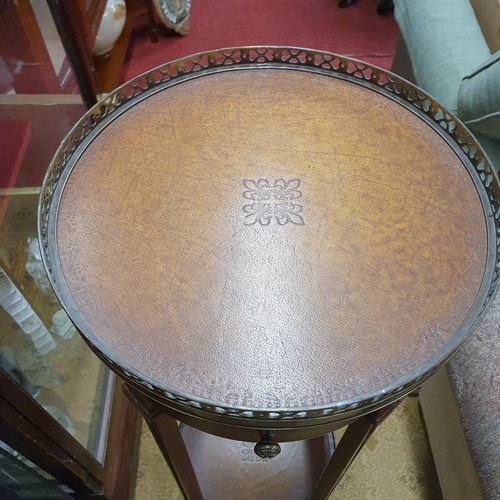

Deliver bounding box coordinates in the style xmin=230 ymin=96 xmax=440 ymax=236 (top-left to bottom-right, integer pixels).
xmin=254 ymin=430 xmax=281 ymax=459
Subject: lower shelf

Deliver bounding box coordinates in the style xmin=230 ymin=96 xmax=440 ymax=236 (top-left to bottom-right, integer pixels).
xmin=181 ymin=425 xmax=334 ymax=500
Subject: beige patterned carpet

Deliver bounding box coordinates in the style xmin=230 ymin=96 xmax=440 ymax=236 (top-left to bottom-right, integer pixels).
xmin=132 ymin=397 xmax=442 ymax=500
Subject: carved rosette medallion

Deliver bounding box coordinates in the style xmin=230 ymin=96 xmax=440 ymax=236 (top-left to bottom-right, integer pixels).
xmin=242 ymin=178 xmax=305 ymax=226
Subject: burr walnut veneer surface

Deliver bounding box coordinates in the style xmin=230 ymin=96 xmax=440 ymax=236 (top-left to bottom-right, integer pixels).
xmin=56 ymin=69 xmax=487 ymax=412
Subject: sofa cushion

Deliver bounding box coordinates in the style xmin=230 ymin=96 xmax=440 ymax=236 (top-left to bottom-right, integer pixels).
xmin=394 ymin=0 xmax=491 ymax=113
xmin=445 ymin=289 xmax=500 ymax=500
xmin=394 ymin=0 xmax=500 ymax=173
xmin=420 ymin=285 xmax=500 ymax=500
xmin=458 ymin=51 xmax=500 ymax=139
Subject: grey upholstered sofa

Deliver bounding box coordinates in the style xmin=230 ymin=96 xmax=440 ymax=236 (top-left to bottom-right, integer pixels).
xmin=392 ymin=1 xmax=500 ymax=498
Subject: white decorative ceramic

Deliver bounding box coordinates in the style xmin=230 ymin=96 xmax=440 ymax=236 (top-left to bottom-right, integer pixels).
xmin=92 ymin=0 xmax=127 ymax=57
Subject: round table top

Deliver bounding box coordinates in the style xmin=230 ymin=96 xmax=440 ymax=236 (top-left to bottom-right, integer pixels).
xmin=42 ymin=49 xmax=497 ymax=422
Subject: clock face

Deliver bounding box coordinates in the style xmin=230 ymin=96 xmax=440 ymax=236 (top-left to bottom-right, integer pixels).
xmin=154 ymin=0 xmax=191 ymax=35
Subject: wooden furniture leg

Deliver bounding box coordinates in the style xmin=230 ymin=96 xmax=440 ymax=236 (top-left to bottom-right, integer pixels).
xmin=310 ymin=400 xmax=402 ymax=500
xmin=147 ymin=0 xmax=158 ymax=43
xmin=123 ymin=384 xmax=204 ymax=500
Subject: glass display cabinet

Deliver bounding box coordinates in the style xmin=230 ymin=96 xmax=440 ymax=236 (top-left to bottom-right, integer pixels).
xmin=0 ymin=1 xmax=140 ymax=497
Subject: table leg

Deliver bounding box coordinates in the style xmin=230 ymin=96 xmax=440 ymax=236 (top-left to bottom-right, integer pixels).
xmin=310 ymin=400 xmax=402 ymax=500
xmin=123 ymin=384 xmax=204 ymax=500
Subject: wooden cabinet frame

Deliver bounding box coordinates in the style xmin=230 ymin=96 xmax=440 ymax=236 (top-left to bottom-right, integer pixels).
xmin=0 ymin=369 xmax=140 ymax=498
xmin=47 ymin=0 xmax=157 ymax=108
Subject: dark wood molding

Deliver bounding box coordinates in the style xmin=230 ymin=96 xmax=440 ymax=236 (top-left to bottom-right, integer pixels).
xmin=47 ymin=0 xmax=156 ymax=105
xmin=0 ymin=392 xmax=101 ymax=495
xmin=0 ymin=367 xmax=140 ymax=498
xmin=0 ymin=368 xmax=104 ymax=481
xmin=47 ymin=0 xmax=99 ymax=108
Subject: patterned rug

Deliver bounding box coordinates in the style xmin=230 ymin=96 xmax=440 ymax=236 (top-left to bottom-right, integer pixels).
xmin=132 ymin=397 xmax=442 ymax=500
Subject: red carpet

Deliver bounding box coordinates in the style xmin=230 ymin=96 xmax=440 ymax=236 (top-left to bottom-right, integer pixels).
xmin=121 ymin=0 xmax=399 ymax=84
